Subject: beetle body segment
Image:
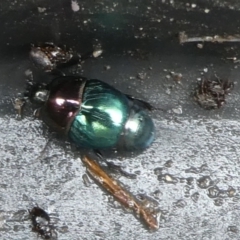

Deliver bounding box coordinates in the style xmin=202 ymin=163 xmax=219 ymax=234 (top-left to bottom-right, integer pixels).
xmin=69 ymin=79 xmax=129 ymax=149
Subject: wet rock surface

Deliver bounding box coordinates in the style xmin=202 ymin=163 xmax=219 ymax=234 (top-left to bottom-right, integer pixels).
xmin=0 ymin=0 xmax=240 ymax=239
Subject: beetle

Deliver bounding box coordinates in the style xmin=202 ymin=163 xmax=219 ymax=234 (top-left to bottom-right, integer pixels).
xmin=30 ymin=75 xmax=155 ymax=151
xmin=26 ymin=42 xmax=155 ymax=151
xmin=29 ymin=207 xmax=54 ymax=239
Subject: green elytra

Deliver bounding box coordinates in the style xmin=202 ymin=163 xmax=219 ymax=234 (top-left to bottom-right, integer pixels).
xmin=69 ymin=79 xmax=154 ymax=150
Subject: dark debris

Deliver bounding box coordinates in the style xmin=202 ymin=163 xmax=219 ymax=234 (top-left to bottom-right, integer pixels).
xmin=194 ymin=77 xmax=234 ymax=109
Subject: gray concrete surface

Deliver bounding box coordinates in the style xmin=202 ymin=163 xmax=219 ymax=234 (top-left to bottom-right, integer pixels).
xmin=0 ymin=0 xmax=240 ymax=239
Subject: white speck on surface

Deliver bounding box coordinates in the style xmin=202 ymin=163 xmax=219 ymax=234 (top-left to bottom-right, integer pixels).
xmin=165 ymin=88 xmax=171 ymax=95
xmin=24 ymin=69 xmax=32 ymax=77
xmin=38 ymin=7 xmax=46 ymax=13
xmin=203 ymin=68 xmax=208 ymax=73
xmin=197 ymin=43 xmax=203 ymax=49
xmin=170 ymin=72 xmax=183 ymax=82
xmin=104 ymin=65 xmax=111 ymax=70
xmin=191 ymin=3 xmax=197 ymax=8
xmin=172 ymin=106 xmax=183 ymax=114
xmin=93 ymin=49 xmax=103 ymax=58
xmin=71 ymin=0 xmax=80 ymax=12
xmin=205 ymin=8 xmax=210 ymax=13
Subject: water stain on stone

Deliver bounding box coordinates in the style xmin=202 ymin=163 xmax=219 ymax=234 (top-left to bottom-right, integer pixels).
xmin=207 ymin=186 xmax=220 ymax=198
xmin=197 ymin=176 xmax=212 ymax=189
xmin=158 ymin=174 xmax=178 ymax=184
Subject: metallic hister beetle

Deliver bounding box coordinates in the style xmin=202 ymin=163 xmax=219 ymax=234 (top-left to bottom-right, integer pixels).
xmin=28 ymin=43 xmax=155 ymax=151
xmin=33 ymin=76 xmax=155 ymax=151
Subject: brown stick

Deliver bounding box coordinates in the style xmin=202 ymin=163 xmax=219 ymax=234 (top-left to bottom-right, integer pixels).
xmin=82 ymin=155 xmax=159 ymax=230
xmin=179 ymin=31 xmax=240 ymax=44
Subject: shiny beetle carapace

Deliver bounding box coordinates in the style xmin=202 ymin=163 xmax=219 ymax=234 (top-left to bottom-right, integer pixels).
xmin=32 ymin=76 xmax=155 ymax=151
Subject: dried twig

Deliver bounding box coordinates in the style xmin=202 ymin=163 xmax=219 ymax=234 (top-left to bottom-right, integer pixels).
xmin=82 ymin=155 xmax=159 ymax=230
xmin=179 ymin=31 xmax=240 ymax=44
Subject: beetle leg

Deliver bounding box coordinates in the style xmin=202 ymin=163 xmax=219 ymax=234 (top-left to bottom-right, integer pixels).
xmin=91 ymin=151 xmax=137 ymax=179
xmin=34 ymin=138 xmax=52 ymax=162
xmin=82 ymin=155 xmax=159 ymax=230
xmin=125 ymin=94 xmax=155 ymax=111
xmin=50 ymin=68 xmax=65 ymax=77
xmin=126 ymin=94 xmax=167 ymax=112
xmin=80 ymin=51 xmax=94 ymax=62
xmin=93 ymin=149 xmax=103 ymax=159
xmin=105 ymin=161 xmax=137 ymax=179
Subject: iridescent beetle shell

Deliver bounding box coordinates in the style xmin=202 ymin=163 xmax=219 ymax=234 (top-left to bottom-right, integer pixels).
xmin=35 ymin=76 xmax=155 ymax=150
